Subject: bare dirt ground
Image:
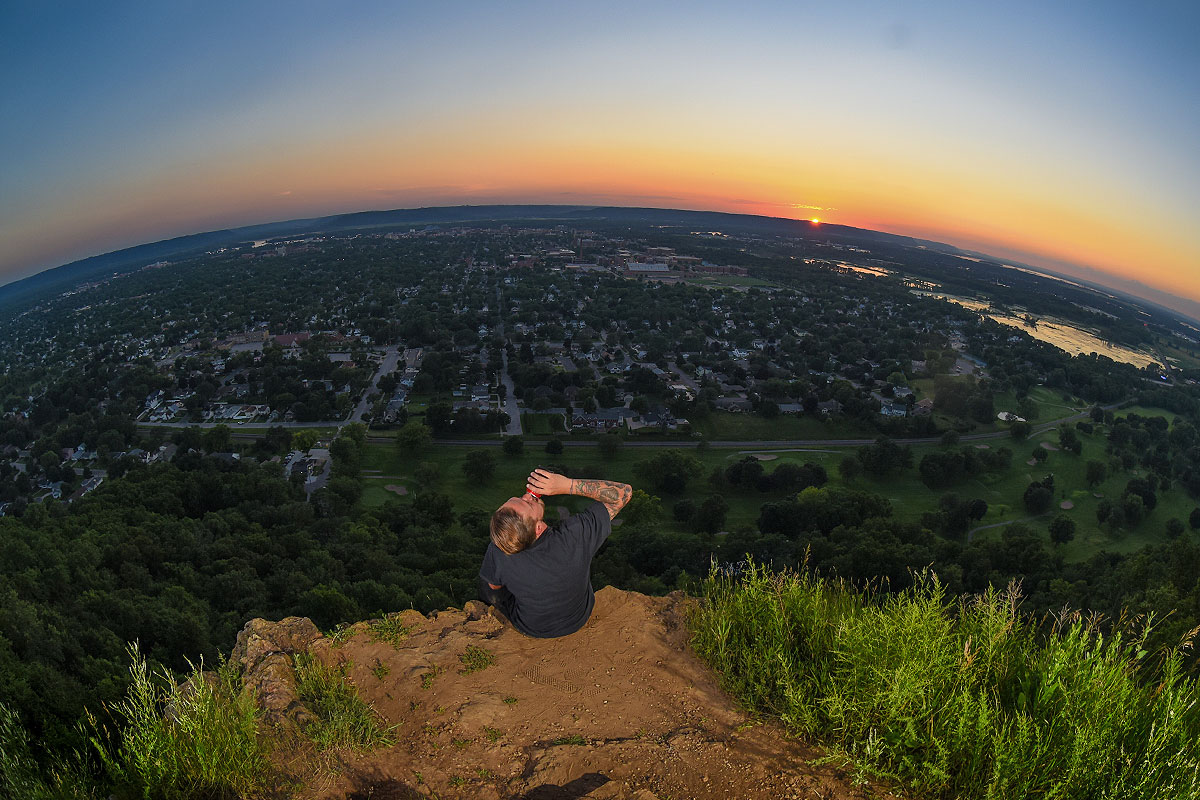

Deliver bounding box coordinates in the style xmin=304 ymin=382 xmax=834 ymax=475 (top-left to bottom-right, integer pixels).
xmin=267 ymin=588 xmax=900 ymax=800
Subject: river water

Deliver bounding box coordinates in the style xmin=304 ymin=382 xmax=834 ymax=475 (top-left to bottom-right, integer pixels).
xmin=912 ymin=292 xmax=1161 ymax=369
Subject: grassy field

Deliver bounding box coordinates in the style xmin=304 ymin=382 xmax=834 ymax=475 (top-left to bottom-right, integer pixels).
xmin=520 ymin=413 xmax=565 ymax=435
xmin=689 ymin=413 xmax=871 ymax=441
xmin=1154 ymin=337 xmax=1200 ymax=370
xmin=358 ymin=404 xmax=1198 ymax=562
xmin=361 ymin=441 xmax=852 ymax=531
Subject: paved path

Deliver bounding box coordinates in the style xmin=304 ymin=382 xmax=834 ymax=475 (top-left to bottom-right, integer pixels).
xmin=350 ymin=345 xmax=400 ymax=424
xmin=497 ymin=330 xmax=523 ymax=436
xmin=667 ymin=362 xmax=701 ymax=393
xmin=966 ymin=514 xmax=1047 ymax=543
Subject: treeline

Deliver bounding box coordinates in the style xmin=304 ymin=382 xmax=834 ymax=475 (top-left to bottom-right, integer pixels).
xmin=0 ymin=440 xmax=484 ymax=754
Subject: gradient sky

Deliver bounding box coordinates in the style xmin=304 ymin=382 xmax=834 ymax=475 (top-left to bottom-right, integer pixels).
xmin=2 ymin=1 xmax=1198 ymax=315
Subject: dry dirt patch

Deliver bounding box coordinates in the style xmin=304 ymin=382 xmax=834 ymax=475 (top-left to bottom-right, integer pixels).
xmin=275 ymin=588 xmax=900 ymax=800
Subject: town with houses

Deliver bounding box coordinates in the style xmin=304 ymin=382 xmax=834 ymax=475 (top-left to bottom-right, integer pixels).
xmin=0 ymin=219 xmax=1190 ymax=516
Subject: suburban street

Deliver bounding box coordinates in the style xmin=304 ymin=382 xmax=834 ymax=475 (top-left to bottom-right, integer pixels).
xmin=349 ymin=344 xmax=401 ymax=424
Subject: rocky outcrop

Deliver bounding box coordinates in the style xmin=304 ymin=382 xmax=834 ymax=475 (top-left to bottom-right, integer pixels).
xmin=231 ymin=590 xmax=898 ymax=800
xmin=231 ymin=616 xmax=326 ymax=730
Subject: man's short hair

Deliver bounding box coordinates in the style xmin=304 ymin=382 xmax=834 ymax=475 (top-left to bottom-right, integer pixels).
xmin=490 ymin=506 xmax=537 ymax=555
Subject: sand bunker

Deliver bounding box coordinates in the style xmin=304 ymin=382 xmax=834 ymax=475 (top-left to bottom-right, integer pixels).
xmin=1026 ymin=458 xmax=1038 ymax=466
xmin=1040 ymin=442 xmax=1059 ymax=451
xmin=1060 ymin=500 xmax=1074 ymax=510
xmin=752 ymin=454 xmax=778 ymax=461
xmin=384 ymin=484 xmax=408 ymax=496
xmin=974 ymin=444 xmax=991 ymax=449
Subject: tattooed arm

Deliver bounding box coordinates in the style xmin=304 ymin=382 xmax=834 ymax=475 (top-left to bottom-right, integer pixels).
xmin=569 ymin=477 xmax=634 ymax=520
xmin=526 ymin=469 xmax=633 ymax=520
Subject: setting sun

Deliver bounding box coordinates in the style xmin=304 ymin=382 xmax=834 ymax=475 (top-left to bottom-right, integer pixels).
xmin=811 ymin=218 xmax=820 ymax=224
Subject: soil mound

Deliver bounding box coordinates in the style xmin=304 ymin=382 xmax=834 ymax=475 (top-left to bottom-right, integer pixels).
xmin=236 ymin=588 xmax=897 ymax=800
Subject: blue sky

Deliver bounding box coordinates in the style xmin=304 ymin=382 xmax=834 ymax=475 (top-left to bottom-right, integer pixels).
xmin=2 ymin=1 xmax=1197 ymax=312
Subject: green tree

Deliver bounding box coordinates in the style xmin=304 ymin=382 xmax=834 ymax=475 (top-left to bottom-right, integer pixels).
xmin=1023 ymin=482 xmax=1053 ymax=513
xmin=633 ymin=450 xmax=702 ymax=494
xmin=1032 ymin=446 xmax=1049 ymax=463
xmin=1010 ymin=420 xmax=1032 ymax=440
xmin=693 ymin=494 xmax=730 ymax=534
xmin=544 ymin=437 xmax=564 ymax=455
xmin=415 ymin=461 xmax=441 ymax=489
xmin=293 ymin=429 xmax=320 ymax=452
xmin=838 ymin=455 xmax=861 ymax=482
xmin=1085 ymin=460 xmax=1107 ymax=487
xmin=597 ymin=433 xmax=622 ymax=459
xmin=203 ymin=425 xmax=232 ymax=453
xmin=1049 ymin=515 xmax=1076 ymax=544
xmin=502 ymin=436 xmax=525 ymax=456
xmin=396 ymin=420 xmax=432 ymax=453
xmin=462 ymin=449 xmax=496 ymax=484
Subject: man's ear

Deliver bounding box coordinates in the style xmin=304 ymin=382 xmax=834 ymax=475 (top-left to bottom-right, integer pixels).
xmin=535 ymin=519 xmax=549 ymax=537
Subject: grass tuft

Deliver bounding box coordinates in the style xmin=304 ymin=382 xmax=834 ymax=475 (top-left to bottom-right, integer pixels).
xmin=458 ymin=645 xmax=496 ymax=674
xmin=293 ymin=653 xmax=394 ymax=751
xmin=367 ymin=614 xmax=414 ymax=648
xmin=550 ymin=734 xmax=586 ymax=746
xmin=420 ymin=665 xmax=442 ymax=689
xmin=690 ymin=560 xmax=1200 ymax=800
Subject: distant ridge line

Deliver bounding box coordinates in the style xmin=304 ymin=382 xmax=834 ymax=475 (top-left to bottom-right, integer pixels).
xmin=3 ymin=204 xmax=1197 ymax=327
xmin=0 ymin=204 xmax=935 ymax=309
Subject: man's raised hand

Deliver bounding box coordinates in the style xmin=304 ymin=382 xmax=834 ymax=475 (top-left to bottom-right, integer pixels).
xmin=527 ymin=469 xmax=571 ymax=497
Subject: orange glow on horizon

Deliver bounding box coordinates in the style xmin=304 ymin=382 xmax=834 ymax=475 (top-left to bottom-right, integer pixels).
xmin=5 ymin=121 xmax=1198 ymax=313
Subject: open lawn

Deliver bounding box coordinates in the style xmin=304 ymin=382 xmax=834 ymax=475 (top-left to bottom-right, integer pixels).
xmin=684 ymin=274 xmax=776 ymax=288
xmin=361 ymin=441 xmax=850 ymax=532
xmin=358 ymin=404 xmax=1198 ymax=562
xmin=1153 ymin=338 xmax=1200 ymax=370
xmin=521 ymin=413 xmax=565 ymax=435
xmin=690 ymin=412 xmax=871 ymax=441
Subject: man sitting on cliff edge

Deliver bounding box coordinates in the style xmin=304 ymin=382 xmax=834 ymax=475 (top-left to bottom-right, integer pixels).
xmin=479 ymin=469 xmax=632 ymax=638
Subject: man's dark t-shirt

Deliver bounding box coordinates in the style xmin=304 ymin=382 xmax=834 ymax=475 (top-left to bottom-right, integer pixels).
xmin=479 ymin=501 xmax=612 ymax=638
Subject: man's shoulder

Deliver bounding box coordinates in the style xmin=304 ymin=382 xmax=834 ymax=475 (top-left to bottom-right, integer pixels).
xmin=557 ymin=501 xmax=606 ymax=526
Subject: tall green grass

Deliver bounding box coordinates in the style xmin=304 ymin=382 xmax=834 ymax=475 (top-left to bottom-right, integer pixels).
xmin=292 ymin=653 xmax=394 ymax=751
xmin=690 ymin=562 xmax=1200 ymax=799
xmin=0 ymin=703 xmax=95 ymax=799
xmin=89 ymin=643 xmax=272 ymax=799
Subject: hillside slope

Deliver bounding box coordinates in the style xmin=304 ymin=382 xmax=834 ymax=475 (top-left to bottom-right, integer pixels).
xmin=234 ymin=587 xmax=898 ymax=800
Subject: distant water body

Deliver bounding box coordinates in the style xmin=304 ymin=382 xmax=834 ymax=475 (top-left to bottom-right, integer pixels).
xmin=914 ymin=292 xmax=1161 ymax=369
